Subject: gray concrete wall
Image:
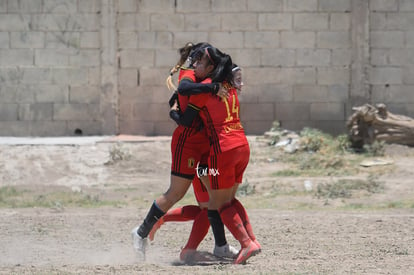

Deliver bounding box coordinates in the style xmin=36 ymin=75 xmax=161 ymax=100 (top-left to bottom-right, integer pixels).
xmin=0 ymin=0 xmax=412 ymax=136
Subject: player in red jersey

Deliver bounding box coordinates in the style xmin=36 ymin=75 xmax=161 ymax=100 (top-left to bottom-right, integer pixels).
xmin=170 ymin=47 xmax=261 ymax=264
xmin=131 ymin=42 xmax=238 ymax=262
xmin=149 ymin=64 xmax=244 ymax=253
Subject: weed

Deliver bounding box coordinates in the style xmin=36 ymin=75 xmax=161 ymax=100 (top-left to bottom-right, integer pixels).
xmin=106 ymin=143 xmax=132 ymax=164
xmin=315 ymin=177 xmax=384 ymax=199
xmin=237 ymin=180 xmax=255 ymax=196
xmin=363 ymin=140 xmax=385 ymax=157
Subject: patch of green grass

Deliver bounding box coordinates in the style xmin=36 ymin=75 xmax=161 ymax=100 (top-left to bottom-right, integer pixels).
xmin=0 ymin=186 xmax=125 ymax=208
xmin=315 ymin=177 xmax=384 ymax=200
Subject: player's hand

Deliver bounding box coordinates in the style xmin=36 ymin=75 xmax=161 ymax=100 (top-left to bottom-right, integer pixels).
xmin=170 ymin=100 xmax=179 ymax=111
xmin=217 ymin=83 xmax=229 ymax=99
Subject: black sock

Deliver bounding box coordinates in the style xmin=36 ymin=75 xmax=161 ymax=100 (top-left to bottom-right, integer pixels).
xmin=208 ymin=210 xmax=227 ymax=247
xmin=137 ymin=201 xmax=165 ymax=238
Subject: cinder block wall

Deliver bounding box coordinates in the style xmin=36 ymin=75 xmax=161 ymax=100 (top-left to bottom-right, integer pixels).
xmin=0 ymin=0 xmax=412 ymax=136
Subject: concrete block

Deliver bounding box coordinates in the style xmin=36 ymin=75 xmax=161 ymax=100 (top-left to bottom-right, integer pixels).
xmin=0 ymin=49 xmax=33 ymax=66
xmin=118 ymin=32 xmax=138 ymax=49
xmin=69 ymin=49 xmax=100 ymax=67
xmin=35 ymin=85 xmax=69 ymax=103
xmin=386 ymin=13 xmax=414 ymax=31
xmin=78 ymin=0 xmax=101 ymax=13
xmin=371 ymin=31 xmax=404 ymax=48
xmin=247 ymin=0 xmax=282 ymax=12
xmin=318 ymin=67 xmax=350 ymax=85
xmin=80 ymin=32 xmax=100 ymax=48
xmin=11 ymin=32 xmax=45 ymax=48
xmin=177 ymin=0 xmax=211 ymax=12
xmin=296 ymin=49 xmax=331 ymax=66
xmin=276 ymin=102 xmax=310 ymax=120
xmin=283 ymin=0 xmax=317 ymax=12
xmin=317 ymin=31 xmax=350 ymax=48
xmin=319 ymin=0 xmax=351 ymax=12
xmin=228 ymin=48 xmax=261 ymax=67
xmin=0 ymin=85 xmax=36 ymax=103
xmin=330 ymin=13 xmax=351 ymax=30
xmin=222 ymin=13 xmax=257 ymax=31
xmin=69 ymin=85 xmax=100 ymax=103
xmin=53 ymin=103 xmax=100 ymax=120
xmin=403 ymin=65 xmax=414 ymax=84
xmin=88 ymin=67 xmax=100 ymax=86
xmin=154 ymin=121 xmax=176 ymax=135
xmin=119 ymin=69 xmax=138 ymax=87
xmin=332 ymin=49 xmax=352 ymax=65
xmin=0 ymin=0 xmax=6 ymax=12
xmin=371 ymin=49 xmax=389 ymax=66
xmin=400 ymin=0 xmax=414 ymax=11
xmin=138 ymin=0 xmax=174 ymax=13
xmin=386 ymin=85 xmax=414 ymax=103
xmin=328 ymin=84 xmax=349 ymax=102
xmin=308 ymin=120 xmax=346 ymax=135
xmin=118 ymin=0 xmax=137 ymax=12
xmin=32 ymin=14 xmax=99 ymax=32
xmin=0 ymin=103 xmax=18 ymax=120
xmin=258 ymin=13 xmax=292 ymax=30
xmin=119 ymin=120 xmax=154 ymax=135
xmin=262 ymin=48 xmax=295 ymax=66
xmin=370 ymin=13 xmax=387 ymax=30
xmin=151 ymin=14 xmax=185 ymax=31
xmin=0 ymin=32 xmax=8 ymax=48
xmin=52 ymin=68 xmax=89 ymax=85
xmin=294 ymin=13 xmax=329 ymax=30
xmin=254 ymin=84 xmax=294 ymax=102
xmin=7 ymin=0 xmax=42 ymax=13
xmin=243 ymin=67 xmax=283 ymax=85
xmin=139 ymin=68 xmax=169 ymax=87
xmin=67 ymin=120 xmax=102 ymax=135
xmin=119 ymin=49 xmax=154 ymax=68
xmin=239 ymin=102 xmax=274 ymax=120
xmin=293 ymin=85 xmax=329 ymax=102
xmin=21 ymin=68 xmax=52 ymax=84
xmin=370 ymin=0 xmax=398 ymax=11
xmin=279 ymin=120 xmax=311 ymax=132
xmin=155 ymin=49 xmax=181 ymax=67
xmin=45 ymin=32 xmax=80 ymax=50
xmin=0 ymin=14 xmax=31 ymax=31
xmin=369 ymin=67 xmax=403 ymax=85
xmin=406 ymin=32 xmax=414 ymax=48
xmin=137 ymin=32 xmax=173 ymax=49
xmin=389 ymin=49 xmax=414 ymax=65
xmin=44 ymin=0 xmax=77 ymax=13
xmin=35 ymin=49 xmax=69 ymax=66
xmin=18 ymin=103 xmax=53 ymax=121
xmin=209 ymin=32 xmax=244 ymax=49
xmin=184 ymin=14 xmax=221 ymax=31
xmin=280 ymin=68 xmax=317 ymax=84
xmin=0 ymin=121 xmax=67 ymax=136
xmin=242 ymin=120 xmax=273 ymax=135
xmin=212 ymin=0 xmax=248 ymax=12
xmin=173 ymin=32 xmax=209 ymax=48
xmin=281 ymin=31 xmax=315 ymax=48
xmin=132 ymin=102 xmax=169 ymax=121
xmin=310 ymin=102 xmax=345 ymax=120
xmin=244 ymin=32 xmax=279 ymax=48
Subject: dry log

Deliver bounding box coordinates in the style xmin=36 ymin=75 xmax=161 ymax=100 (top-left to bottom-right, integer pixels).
xmin=347 ymin=103 xmax=414 ymax=148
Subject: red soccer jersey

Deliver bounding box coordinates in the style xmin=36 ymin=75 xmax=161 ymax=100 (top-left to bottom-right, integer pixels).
xmin=188 ymin=86 xmax=248 ymax=154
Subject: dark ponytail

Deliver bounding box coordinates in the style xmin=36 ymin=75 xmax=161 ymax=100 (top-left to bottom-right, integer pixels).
xmin=206 ymin=47 xmax=233 ymax=84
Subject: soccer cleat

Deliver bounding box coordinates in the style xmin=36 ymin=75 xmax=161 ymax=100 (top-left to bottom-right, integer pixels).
xmin=213 ymin=243 xmax=239 ymax=259
xmin=234 ymin=240 xmax=261 ymax=264
xmin=179 ymin=248 xmax=197 ymax=263
xmin=253 ymin=239 xmax=262 ymax=252
xmin=148 ymin=218 xmax=164 ymax=241
xmin=131 ymin=226 xmax=148 ymax=258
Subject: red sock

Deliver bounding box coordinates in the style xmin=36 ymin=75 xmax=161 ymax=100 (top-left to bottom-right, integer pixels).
xmin=163 ymin=205 xmax=201 ymax=222
xmin=183 ymin=209 xmax=210 ymax=250
xmin=219 ymin=203 xmax=250 ymax=248
xmin=232 ymin=198 xmax=257 ymax=241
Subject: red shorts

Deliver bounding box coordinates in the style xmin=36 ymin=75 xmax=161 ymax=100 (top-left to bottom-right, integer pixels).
xmin=208 ymin=144 xmax=250 ymax=190
xmin=192 ymin=176 xmax=209 ymax=203
xmin=170 ymin=126 xmax=209 ymax=179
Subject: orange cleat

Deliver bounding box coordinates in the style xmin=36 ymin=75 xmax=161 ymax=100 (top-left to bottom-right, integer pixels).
xmin=234 ymin=240 xmax=261 ymax=264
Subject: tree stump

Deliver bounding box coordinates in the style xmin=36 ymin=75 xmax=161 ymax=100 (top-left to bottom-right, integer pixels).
xmin=347 ymin=103 xmax=414 ymax=148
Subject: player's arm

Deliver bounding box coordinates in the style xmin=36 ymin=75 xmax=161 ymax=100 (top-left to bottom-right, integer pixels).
xmin=169 ymin=103 xmax=200 ymax=127
xmin=177 ymin=79 xmax=220 ymax=96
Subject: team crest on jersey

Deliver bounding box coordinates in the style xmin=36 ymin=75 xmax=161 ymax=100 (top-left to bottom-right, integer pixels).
xmin=188 ymin=158 xmax=195 ymax=168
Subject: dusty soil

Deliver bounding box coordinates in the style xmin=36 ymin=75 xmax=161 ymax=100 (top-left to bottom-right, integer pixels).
xmin=1 ymin=136 xmax=414 ymax=274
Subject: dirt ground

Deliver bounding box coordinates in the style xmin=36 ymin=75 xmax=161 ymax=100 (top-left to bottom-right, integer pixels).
xmin=1 ymin=135 xmax=414 ymax=275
